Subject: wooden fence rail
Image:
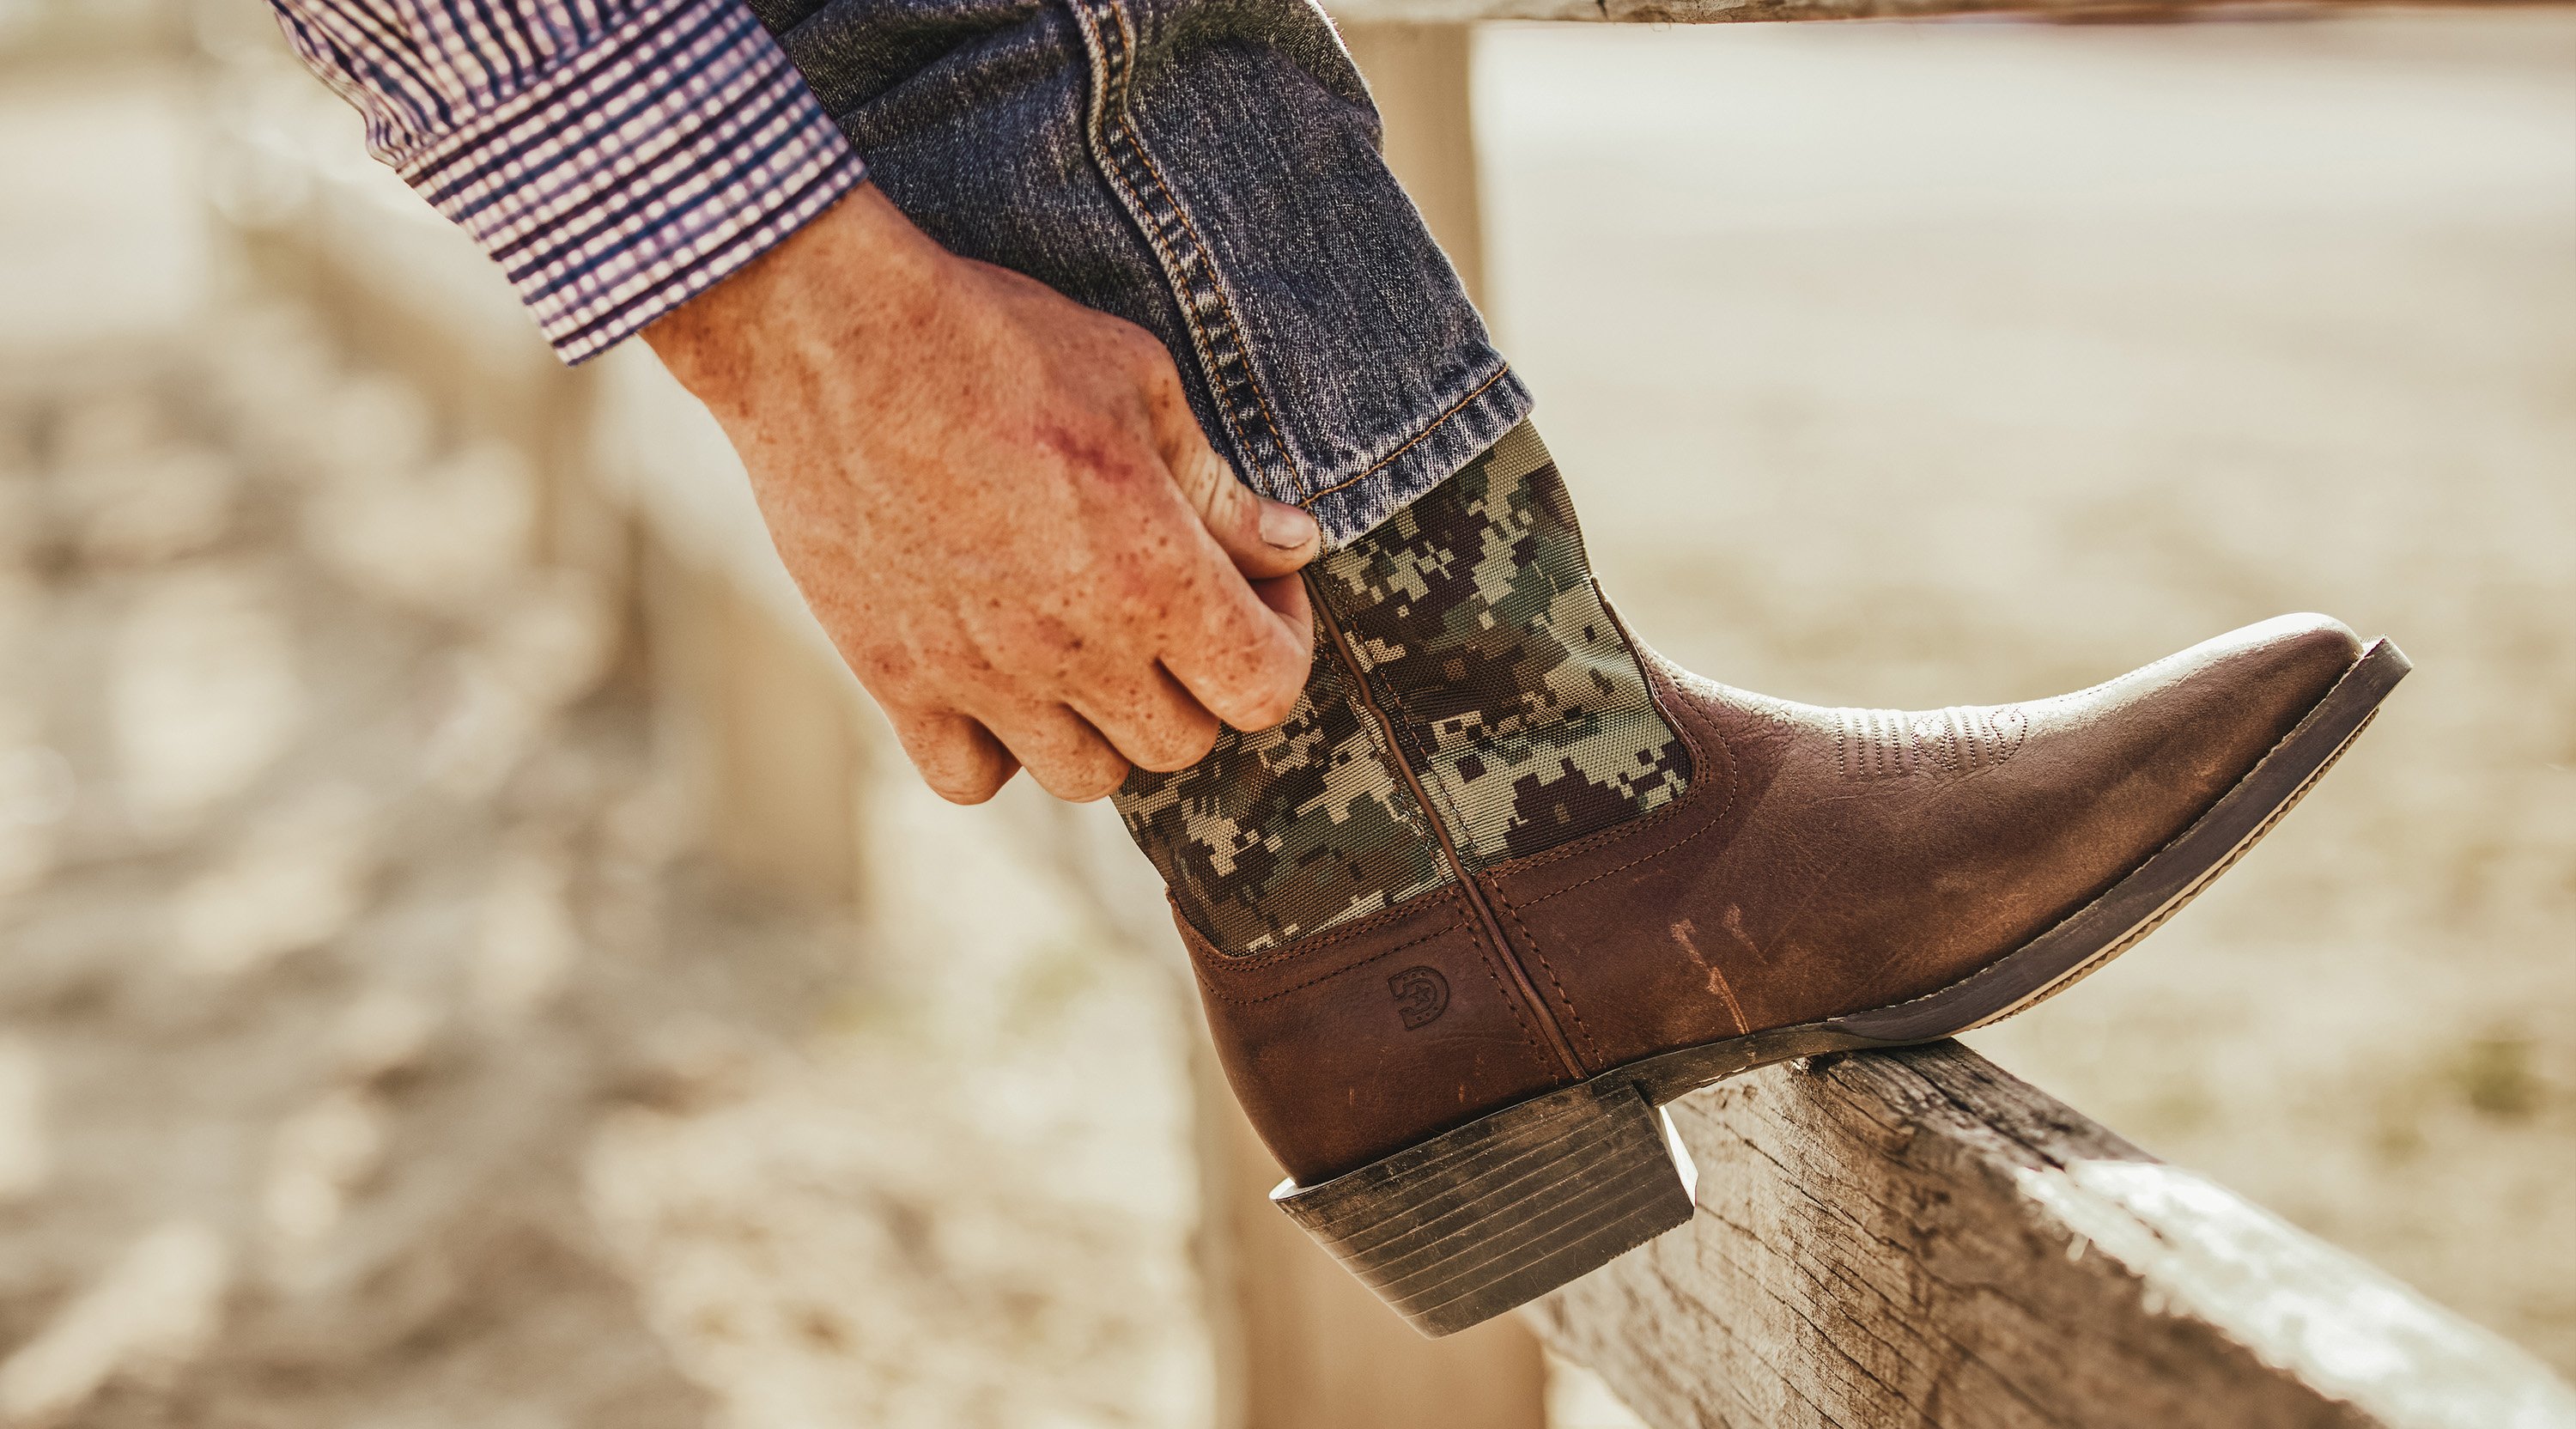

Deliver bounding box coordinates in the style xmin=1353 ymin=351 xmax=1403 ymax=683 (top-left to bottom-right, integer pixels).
xmin=1532 ymin=1043 xmax=2576 ymax=1428
xmin=1331 ymin=0 xmax=2516 ymax=26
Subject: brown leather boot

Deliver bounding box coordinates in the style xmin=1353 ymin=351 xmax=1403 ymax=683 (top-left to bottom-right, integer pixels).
xmin=1113 ymin=424 xmax=2407 ymax=1335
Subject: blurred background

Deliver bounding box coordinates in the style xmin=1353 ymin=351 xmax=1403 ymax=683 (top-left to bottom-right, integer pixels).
xmin=0 ymin=2 xmax=2568 ymax=1426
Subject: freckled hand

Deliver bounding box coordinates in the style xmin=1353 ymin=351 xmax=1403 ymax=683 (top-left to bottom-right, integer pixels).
xmin=645 ymin=185 xmax=1324 ymax=804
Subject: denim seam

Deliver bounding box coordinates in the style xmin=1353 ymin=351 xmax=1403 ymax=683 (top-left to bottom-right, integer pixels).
xmin=1294 ymin=360 xmax=1514 ymax=513
xmin=1066 ymin=0 xmax=1299 ymax=502
xmin=1103 ymin=3 xmax=1296 ymax=478
xmin=1064 ymin=0 xmax=1246 ymax=471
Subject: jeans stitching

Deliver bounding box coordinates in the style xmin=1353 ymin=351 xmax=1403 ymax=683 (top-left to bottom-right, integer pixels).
xmin=1067 ymin=0 xmax=1249 ymax=469
xmin=1070 ymin=0 xmax=1297 ymax=500
xmin=1297 ymin=362 xmax=1513 ymax=512
xmin=1101 ymin=4 xmax=1294 ymax=480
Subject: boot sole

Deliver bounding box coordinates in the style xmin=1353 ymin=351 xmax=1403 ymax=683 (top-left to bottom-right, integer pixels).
xmin=1273 ymin=637 xmax=2410 ymax=1337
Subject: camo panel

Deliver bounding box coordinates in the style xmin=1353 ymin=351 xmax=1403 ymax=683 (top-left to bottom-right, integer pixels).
xmin=1315 ymin=423 xmax=1691 ymax=865
xmin=1114 ymin=643 xmax=1452 ymax=956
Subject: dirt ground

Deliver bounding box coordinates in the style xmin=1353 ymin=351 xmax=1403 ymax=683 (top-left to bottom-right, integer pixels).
xmin=0 ymin=6 xmax=2569 ymax=1426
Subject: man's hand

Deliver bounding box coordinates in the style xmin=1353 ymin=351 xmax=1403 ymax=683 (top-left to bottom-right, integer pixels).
xmin=646 ymin=185 xmax=1321 ymax=804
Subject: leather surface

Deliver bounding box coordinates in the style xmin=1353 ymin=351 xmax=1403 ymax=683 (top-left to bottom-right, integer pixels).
xmin=1197 ymin=613 xmax=2365 ymax=1183
xmin=1182 ymin=887 xmax=1566 ymax=1185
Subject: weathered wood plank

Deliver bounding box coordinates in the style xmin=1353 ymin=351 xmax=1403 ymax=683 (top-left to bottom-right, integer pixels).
xmin=1326 ymin=0 xmax=2523 ymax=27
xmin=1530 ymin=1043 xmax=2576 ymax=1429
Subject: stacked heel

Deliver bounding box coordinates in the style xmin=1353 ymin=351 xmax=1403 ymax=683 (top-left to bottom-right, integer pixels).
xmin=1271 ymin=1079 xmax=1698 ymax=1337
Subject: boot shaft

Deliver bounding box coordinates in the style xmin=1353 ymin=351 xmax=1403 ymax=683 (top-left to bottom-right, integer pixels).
xmin=1114 ymin=422 xmax=1691 ymax=957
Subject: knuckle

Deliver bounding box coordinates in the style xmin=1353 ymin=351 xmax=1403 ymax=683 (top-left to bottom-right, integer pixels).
xmin=929 ymin=772 xmax=1003 ymax=806
xmin=898 ymin=719 xmax=1005 ymax=805
xmin=1174 ymin=722 xmax=1223 ymax=769
xmin=915 ymin=747 xmax=1003 ymax=804
xmin=1173 ymin=480 xmax=1229 ymax=531
xmin=1034 ymin=754 xmax=1127 ymax=804
xmin=1192 ymin=453 xmax=1248 ymax=512
xmin=1194 ymin=634 xmax=1303 ymax=721
xmin=1199 ymin=617 xmax=1289 ymax=681
xmin=1119 ymin=325 xmax=1176 ymax=377
xmin=1230 ymin=678 xmax=1303 ymax=732
xmin=1132 ymin=721 xmax=1218 ymax=774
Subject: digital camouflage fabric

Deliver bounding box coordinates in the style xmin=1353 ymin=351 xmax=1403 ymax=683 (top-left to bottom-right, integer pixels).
xmin=1114 ymin=645 xmax=1452 ymax=954
xmin=1115 ymin=421 xmax=1690 ymax=956
xmin=1313 ymin=423 xmax=1691 ymax=865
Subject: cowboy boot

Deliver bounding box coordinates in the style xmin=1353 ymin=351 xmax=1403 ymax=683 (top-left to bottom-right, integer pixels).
xmin=1112 ymin=423 xmax=2407 ymax=1335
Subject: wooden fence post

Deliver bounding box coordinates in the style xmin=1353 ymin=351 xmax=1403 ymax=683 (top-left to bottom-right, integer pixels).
xmin=1200 ymin=1057 xmax=1552 ymax=1429
xmin=1200 ymin=23 xmax=1552 ymax=1429
xmin=1338 ymin=21 xmax=1489 ymax=307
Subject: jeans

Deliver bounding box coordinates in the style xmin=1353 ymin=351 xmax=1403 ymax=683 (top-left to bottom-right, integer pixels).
xmin=744 ymin=0 xmax=1532 ymax=545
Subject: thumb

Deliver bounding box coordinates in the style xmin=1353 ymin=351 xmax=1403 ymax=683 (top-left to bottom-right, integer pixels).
xmin=1157 ymin=409 xmax=1321 ymax=581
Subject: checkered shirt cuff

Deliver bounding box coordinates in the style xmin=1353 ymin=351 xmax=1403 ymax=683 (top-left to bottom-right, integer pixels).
xmin=392 ymin=0 xmax=865 ymax=365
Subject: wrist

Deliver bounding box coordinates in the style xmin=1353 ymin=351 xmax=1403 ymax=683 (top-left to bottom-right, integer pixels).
xmin=643 ymin=183 xmax=950 ymax=404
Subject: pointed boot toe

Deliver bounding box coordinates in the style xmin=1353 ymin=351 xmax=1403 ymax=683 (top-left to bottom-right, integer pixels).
xmin=1259 ymin=617 xmax=2405 ymax=1335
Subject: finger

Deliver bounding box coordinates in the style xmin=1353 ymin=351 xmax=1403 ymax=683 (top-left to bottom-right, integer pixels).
xmin=1160 ymin=567 xmax=1315 ymax=734
xmin=1249 ymin=571 xmax=1312 ymax=632
xmin=979 ymin=703 xmax=1133 ymax=803
xmin=891 ymin=710 xmax=1020 ymax=806
xmin=1071 ymin=664 xmax=1224 ymax=774
xmin=1144 ymin=362 xmax=1320 ymax=581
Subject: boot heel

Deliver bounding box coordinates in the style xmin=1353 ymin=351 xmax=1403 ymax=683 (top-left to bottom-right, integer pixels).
xmin=1270 ymin=1079 xmax=1697 ymax=1337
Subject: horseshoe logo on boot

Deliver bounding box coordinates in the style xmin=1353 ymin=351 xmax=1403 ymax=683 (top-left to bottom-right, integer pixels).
xmin=1388 ymin=966 xmax=1449 ymax=1031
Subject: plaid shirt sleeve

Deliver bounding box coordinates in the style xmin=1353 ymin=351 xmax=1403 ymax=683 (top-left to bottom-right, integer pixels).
xmin=266 ymin=0 xmax=866 ymax=364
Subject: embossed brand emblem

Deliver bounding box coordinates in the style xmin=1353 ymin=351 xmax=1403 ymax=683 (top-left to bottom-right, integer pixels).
xmin=1388 ymin=966 xmax=1449 ymax=1030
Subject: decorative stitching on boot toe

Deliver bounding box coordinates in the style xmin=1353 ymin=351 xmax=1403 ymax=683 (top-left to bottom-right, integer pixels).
xmin=1835 ymin=706 xmax=2027 ymax=780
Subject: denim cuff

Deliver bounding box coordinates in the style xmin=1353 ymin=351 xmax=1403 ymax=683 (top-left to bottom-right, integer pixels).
xmin=772 ymin=0 xmax=1528 ymax=549
xmin=1299 ymin=363 xmax=1534 ymax=551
